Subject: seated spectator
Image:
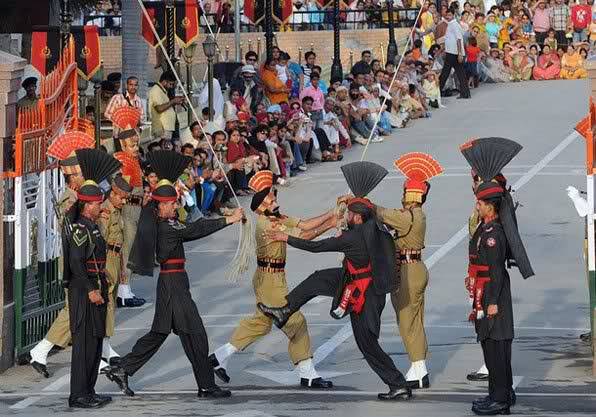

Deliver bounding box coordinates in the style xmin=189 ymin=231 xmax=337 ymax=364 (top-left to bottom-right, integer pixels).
xmin=422 ymin=71 xmax=441 ymax=108
xmin=480 ymin=48 xmax=511 ymax=83
xmin=321 ymin=97 xmax=349 ymax=158
xmin=348 ymin=84 xmax=382 ymax=144
xmin=224 ymin=88 xmax=250 ymax=122
xmin=401 ymin=84 xmax=431 ymax=120
xmin=225 ymin=128 xmax=259 ymax=195
xmin=559 ymin=44 xmax=588 ymax=79
xmin=300 ymin=72 xmax=325 ymax=129
xmin=509 ymin=45 xmax=533 ymax=81
xmin=192 ymin=148 xmax=218 ymax=215
xmin=230 ymin=64 xmax=264 ymax=114
xmin=544 ymin=29 xmax=558 ymax=51
xmin=367 ymin=85 xmax=394 ymax=133
xmin=262 ymin=57 xmax=290 ymax=105
xmin=351 ymin=50 xmax=373 ymax=76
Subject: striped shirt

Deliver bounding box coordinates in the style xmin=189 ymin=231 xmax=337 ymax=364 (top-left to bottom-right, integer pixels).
xmin=104 ymin=92 xmax=144 ymax=122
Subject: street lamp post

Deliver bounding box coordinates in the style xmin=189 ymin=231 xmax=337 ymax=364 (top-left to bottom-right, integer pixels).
xmin=183 ymin=43 xmax=197 ymax=124
xmin=330 ymin=0 xmax=343 ymax=81
xmin=59 ymin=0 xmax=72 ymax=51
xmin=386 ymin=0 xmax=398 ymax=64
xmin=202 ymin=35 xmax=217 ymax=122
xmin=90 ymin=64 xmax=105 ymax=149
xmin=264 ymin=0 xmax=274 ymax=61
xmin=165 ymin=0 xmax=176 ymax=62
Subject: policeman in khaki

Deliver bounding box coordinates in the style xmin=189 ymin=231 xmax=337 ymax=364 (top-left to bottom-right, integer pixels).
xmin=374 ymin=153 xmax=443 ymax=390
xmin=28 ymin=131 xmax=95 ymax=378
xmin=97 ymin=175 xmax=133 ymax=370
xmin=210 ymin=170 xmax=336 ymax=388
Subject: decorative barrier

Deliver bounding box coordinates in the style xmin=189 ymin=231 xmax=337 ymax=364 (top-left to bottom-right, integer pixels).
xmin=2 ymin=37 xmax=82 ymax=358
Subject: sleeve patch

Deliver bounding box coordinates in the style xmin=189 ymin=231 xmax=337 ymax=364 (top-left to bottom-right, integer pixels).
xmin=487 ymin=237 xmax=496 ymax=247
xmin=72 ymin=227 xmax=88 ymax=247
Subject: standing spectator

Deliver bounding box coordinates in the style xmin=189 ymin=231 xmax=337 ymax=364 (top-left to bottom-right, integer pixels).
xmin=531 ymin=0 xmax=552 ymax=45
xmin=302 ymin=51 xmax=317 ymax=87
xmin=105 ymin=76 xmax=144 ymax=130
xmin=465 ymin=36 xmax=482 ymax=88
xmin=291 ymin=1 xmax=309 ymax=30
xmin=307 ymin=0 xmax=324 ymax=30
xmin=300 ymin=72 xmax=325 ymax=129
xmin=148 ymin=71 xmax=184 ymax=140
xmin=17 ymin=77 xmax=38 ymax=110
xmin=439 ymin=9 xmax=470 ymax=99
xmin=550 ymin=0 xmax=571 ymax=46
xmin=485 ymin=14 xmax=501 ymax=48
xmin=571 ymin=0 xmax=591 ymax=43
xmin=352 ymin=50 xmax=373 ymax=76
xmin=262 ymin=57 xmax=290 ymax=105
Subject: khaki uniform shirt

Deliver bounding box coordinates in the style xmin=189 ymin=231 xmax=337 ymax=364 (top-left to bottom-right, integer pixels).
xmin=255 ymin=215 xmax=302 ymax=262
xmin=58 ymin=187 xmax=78 ymax=227
xmin=468 ymin=208 xmax=481 ymax=238
xmin=376 ymin=205 xmax=426 ymax=251
xmin=149 ymin=83 xmax=176 ymax=136
xmin=97 ymin=199 xmax=124 ymax=246
xmin=17 ymin=96 xmax=38 ymax=110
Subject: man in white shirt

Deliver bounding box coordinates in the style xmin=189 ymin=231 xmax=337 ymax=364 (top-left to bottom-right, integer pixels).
xmin=438 ymin=10 xmax=470 ymax=99
xmin=148 ymin=71 xmax=184 ymax=140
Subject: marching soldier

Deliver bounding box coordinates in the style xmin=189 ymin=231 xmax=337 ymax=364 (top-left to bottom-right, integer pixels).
xmin=28 ymin=131 xmax=94 ymax=377
xmin=111 ymin=106 xmax=146 ymax=308
xmin=373 ymin=153 xmax=443 ymax=390
xmin=66 ymin=148 xmax=121 ymax=408
xmin=210 ymin=170 xmax=335 ymax=389
xmin=259 ymin=162 xmax=412 ymax=401
xmin=460 ymin=137 xmax=534 ymax=415
xmin=97 ymin=175 xmax=133 ymax=370
xmin=106 ymin=150 xmax=244 ymax=399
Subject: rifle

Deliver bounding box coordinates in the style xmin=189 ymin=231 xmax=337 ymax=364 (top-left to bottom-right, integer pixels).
xmin=48 ymin=185 xmax=75 ymax=288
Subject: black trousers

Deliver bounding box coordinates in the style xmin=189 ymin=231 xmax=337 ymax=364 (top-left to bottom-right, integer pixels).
xmin=481 ymin=338 xmax=513 ymax=403
xmin=439 ymin=53 xmax=470 ymax=99
xmin=70 ymin=308 xmax=102 ymax=400
xmin=535 ymin=31 xmax=548 ymax=45
xmin=287 ymin=268 xmax=406 ymax=389
xmin=555 ymin=30 xmax=568 ymax=46
xmin=121 ymin=329 xmax=216 ymax=389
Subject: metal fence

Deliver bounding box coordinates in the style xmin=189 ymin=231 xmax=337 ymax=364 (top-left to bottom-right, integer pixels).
xmin=84 ymin=7 xmax=419 ymax=35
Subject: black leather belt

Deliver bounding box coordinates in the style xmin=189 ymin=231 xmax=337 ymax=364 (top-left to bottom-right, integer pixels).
xmin=257 ymin=259 xmax=286 ymax=269
xmin=127 ymin=195 xmax=143 ymax=206
xmin=399 ymin=253 xmax=422 ymax=264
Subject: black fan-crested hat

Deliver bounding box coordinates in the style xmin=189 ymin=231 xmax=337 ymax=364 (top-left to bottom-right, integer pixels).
xmin=146 ymin=150 xmax=191 ymax=202
xmin=75 ymin=149 xmax=121 ymax=202
xmin=341 ymin=161 xmax=388 ymax=214
xmin=460 ymin=137 xmax=522 ymax=181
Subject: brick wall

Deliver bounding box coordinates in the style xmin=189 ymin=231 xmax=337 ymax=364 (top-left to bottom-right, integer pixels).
xmin=100 ymin=28 xmax=411 ymax=79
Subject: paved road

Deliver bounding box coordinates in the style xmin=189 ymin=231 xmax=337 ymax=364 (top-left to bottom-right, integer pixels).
xmin=1 ymin=80 xmax=595 ymax=417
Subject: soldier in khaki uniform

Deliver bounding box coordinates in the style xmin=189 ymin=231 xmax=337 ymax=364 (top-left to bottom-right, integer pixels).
xmin=28 ymin=131 xmax=95 ymax=378
xmin=374 ymin=153 xmax=443 ymax=390
xmin=210 ymin=170 xmax=336 ymax=388
xmin=97 ymin=175 xmax=133 ymax=371
xmin=111 ymin=106 xmax=145 ymax=308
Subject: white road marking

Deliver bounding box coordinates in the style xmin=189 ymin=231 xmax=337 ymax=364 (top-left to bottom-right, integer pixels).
xmin=299 ymin=131 xmax=581 ymax=373
xmin=9 ymin=374 xmax=70 ymax=409
xmin=188 ymin=244 xmax=443 ymax=254
xmin=2 ymin=389 xmax=594 ymax=399
xmin=218 ymin=411 xmax=277 ymax=417
xmin=9 ymin=396 xmax=43 ymax=410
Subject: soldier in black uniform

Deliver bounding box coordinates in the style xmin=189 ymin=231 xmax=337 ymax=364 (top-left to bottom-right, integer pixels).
xmin=258 ymin=162 xmax=411 ymax=401
xmin=460 ymin=138 xmax=534 ymax=416
xmin=106 ymin=150 xmax=243 ymax=399
xmin=67 ymin=149 xmax=122 ymax=408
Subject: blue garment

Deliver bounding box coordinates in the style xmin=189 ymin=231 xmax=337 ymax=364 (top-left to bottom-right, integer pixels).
xmin=307 ymin=4 xmax=323 ymax=24
xmin=194 ymin=166 xmax=216 ymax=214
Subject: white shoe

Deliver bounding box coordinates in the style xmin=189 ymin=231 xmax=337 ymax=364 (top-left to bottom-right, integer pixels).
xmin=298 ymin=165 xmax=308 ymax=171
xmin=370 ymin=136 xmax=384 ymax=143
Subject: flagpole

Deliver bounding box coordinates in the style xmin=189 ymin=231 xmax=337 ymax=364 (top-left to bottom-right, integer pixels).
xmin=234 ymin=0 xmax=241 ymax=61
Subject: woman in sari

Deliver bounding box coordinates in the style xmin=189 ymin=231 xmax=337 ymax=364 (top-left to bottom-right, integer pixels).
xmin=532 ymin=44 xmax=561 ymax=80
xmin=510 ymin=46 xmax=534 ymax=81
xmin=560 ymin=44 xmax=588 ymax=79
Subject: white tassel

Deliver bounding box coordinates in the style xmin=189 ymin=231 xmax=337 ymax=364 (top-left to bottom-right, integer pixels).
xmin=225 ymin=212 xmax=256 ymax=283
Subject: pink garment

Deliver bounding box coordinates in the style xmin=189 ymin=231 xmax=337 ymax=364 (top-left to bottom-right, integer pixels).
xmin=533 ymin=53 xmax=561 ymax=80
xmin=300 ymin=86 xmax=325 ymax=111
xmin=532 ymin=8 xmax=551 ymax=33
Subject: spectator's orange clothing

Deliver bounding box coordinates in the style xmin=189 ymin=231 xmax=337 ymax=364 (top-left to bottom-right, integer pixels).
xmin=262 ymin=67 xmax=289 ymax=104
xmin=411 ymin=48 xmax=422 ymax=61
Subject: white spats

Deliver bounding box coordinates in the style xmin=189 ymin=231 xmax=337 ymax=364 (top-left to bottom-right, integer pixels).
xmin=478 ymin=364 xmax=489 ymax=375
xmin=102 ymin=338 xmax=119 ymax=360
xmin=29 ymin=338 xmax=54 ymax=365
xmin=117 ymin=284 xmax=134 ymax=300
xmin=98 ymin=359 xmax=109 ymax=373
xmin=296 ymin=358 xmax=320 ymax=380
xmin=406 ymin=360 xmax=428 ymax=381
xmin=214 ymin=343 xmax=238 ymax=369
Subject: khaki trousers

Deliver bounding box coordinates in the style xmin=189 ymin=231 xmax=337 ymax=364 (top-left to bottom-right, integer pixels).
xmin=104 ymin=251 xmax=120 ymax=337
xmin=230 ymin=270 xmax=312 ymax=364
xmin=46 ymin=289 xmax=71 ymax=347
xmin=120 ymin=197 xmax=142 ymax=285
xmin=391 ymin=262 xmax=429 ymax=362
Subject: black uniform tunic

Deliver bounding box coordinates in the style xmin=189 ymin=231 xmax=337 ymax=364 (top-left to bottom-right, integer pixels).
xmin=470 ymin=219 xmax=514 ymax=403
xmin=67 ymin=216 xmax=108 ymax=400
xmin=120 ymin=217 xmax=229 ymax=389
xmin=284 ymin=221 xmax=406 ymax=389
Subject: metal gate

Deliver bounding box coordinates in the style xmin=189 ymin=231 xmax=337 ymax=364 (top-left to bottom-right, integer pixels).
xmin=2 ymin=38 xmax=81 ymax=358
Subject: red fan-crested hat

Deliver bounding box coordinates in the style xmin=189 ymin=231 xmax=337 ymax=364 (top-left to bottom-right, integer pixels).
xmin=47 ymin=130 xmax=95 ymax=161
xmin=249 ymin=170 xmax=274 ymax=193
xmin=394 ymin=152 xmax=443 ymax=203
xmin=111 ymin=106 xmax=141 ymax=131
xmin=114 ymin=151 xmax=143 ymax=187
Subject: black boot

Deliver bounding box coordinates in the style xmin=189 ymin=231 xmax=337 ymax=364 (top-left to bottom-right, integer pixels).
xmin=68 ymin=395 xmax=104 ymax=409
xmin=105 ymin=366 xmax=135 ymax=397
xmin=209 ymin=354 xmax=230 ymax=383
xmin=300 ymin=377 xmax=333 ymax=389
xmin=198 ymin=386 xmax=232 ymax=398
xmin=91 ymin=394 xmax=112 ymax=406
xmin=473 ymin=395 xmax=492 ymax=407
xmin=509 ymin=390 xmax=516 ymax=406
xmin=30 ymin=360 xmax=50 ymax=378
xmin=377 ymin=386 xmax=412 ymax=401
xmin=467 ymin=370 xmax=489 ymax=381
xmin=406 ymin=374 xmax=430 ymax=389
xmin=257 ymin=303 xmax=291 ymax=329
xmin=472 ymin=400 xmax=510 ymax=415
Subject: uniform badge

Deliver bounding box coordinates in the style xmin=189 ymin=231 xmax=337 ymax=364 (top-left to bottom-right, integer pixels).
xmin=72 ymin=227 xmax=88 ymax=247
xmin=487 ymin=237 xmax=496 ymax=247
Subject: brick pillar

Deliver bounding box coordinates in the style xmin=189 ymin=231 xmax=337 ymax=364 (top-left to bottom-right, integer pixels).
xmin=0 ymin=50 xmax=26 ymax=372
